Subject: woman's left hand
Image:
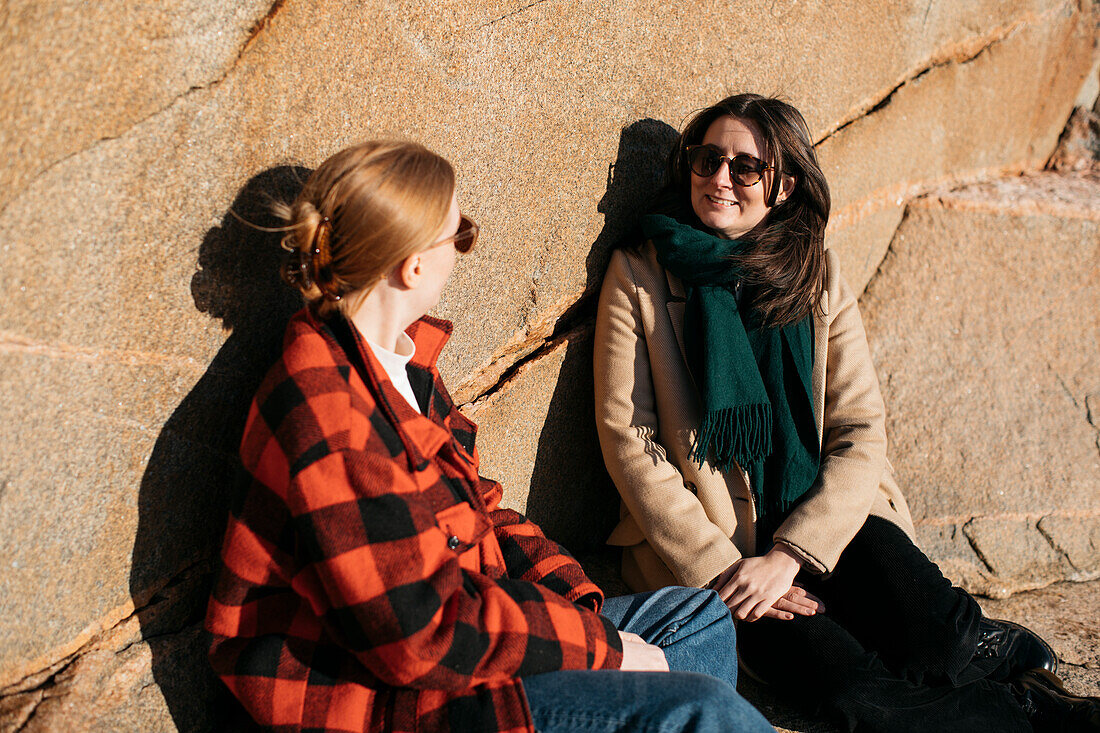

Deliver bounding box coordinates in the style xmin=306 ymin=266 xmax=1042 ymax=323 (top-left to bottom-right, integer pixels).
xmin=714 ymin=544 xmax=806 ymax=622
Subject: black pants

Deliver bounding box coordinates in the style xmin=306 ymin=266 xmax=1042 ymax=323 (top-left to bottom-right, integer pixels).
xmin=737 ymin=516 xmax=1031 ymax=733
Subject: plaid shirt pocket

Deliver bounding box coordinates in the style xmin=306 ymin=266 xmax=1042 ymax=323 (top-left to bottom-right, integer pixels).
xmin=435 ymin=501 xmax=490 ymax=572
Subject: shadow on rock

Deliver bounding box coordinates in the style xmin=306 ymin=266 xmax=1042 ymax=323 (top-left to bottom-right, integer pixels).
xmin=129 ymin=166 xmax=308 ymax=731
xmin=523 ymin=119 xmax=678 ymax=595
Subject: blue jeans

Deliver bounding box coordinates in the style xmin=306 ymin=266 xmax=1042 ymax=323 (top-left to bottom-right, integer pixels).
xmin=522 ymin=587 xmax=773 ymax=732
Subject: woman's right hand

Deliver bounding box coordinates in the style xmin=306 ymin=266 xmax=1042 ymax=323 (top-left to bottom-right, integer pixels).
xmin=711 ymin=547 xmax=826 ymax=622
xmin=618 ymin=631 xmax=669 ymax=671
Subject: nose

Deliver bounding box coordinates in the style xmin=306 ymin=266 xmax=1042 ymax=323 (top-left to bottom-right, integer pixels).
xmin=710 ymin=161 xmax=734 ymax=189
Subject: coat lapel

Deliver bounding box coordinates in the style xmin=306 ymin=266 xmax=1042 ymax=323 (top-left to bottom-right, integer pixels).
xmin=811 ymin=278 xmax=830 ymax=447
xmin=665 ymin=269 xmax=689 ymax=367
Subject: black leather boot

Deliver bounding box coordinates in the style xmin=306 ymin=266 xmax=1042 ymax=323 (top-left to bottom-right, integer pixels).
xmin=975 ymin=618 xmax=1058 ymax=676
xmin=1012 ymin=668 xmax=1100 ymax=732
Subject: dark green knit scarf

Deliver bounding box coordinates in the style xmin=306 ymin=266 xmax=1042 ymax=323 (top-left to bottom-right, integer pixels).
xmin=642 ymin=213 xmax=820 ymax=521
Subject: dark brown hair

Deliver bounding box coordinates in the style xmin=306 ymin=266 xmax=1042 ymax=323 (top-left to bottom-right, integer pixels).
xmin=664 ymin=93 xmax=830 ymax=327
xmin=275 ymin=140 xmax=456 ymax=318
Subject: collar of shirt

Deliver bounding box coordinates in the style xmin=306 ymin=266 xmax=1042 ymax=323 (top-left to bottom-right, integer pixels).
xmin=365 ymin=332 xmax=421 ymax=414
xmin=320 ymin=312 xmax=459 ymax=473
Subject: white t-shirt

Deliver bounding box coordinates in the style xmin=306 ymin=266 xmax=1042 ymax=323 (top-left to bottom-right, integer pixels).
xmin=364 ymin=332 xmax=422 ymax=414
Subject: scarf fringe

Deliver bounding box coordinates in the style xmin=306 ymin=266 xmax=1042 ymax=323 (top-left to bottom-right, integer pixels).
xmin=754 ymin=492 xmax=800 ymax=522
xmin=690 ymin=403 xmax=773 ymax=471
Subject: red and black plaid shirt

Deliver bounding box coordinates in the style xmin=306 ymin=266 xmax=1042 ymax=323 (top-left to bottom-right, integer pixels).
xmin=206 ymin=310 xmax=622 ymax=732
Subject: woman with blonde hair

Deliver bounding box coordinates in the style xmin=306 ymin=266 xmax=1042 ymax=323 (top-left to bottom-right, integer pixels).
xmin=205 ymin=140 xmax=774 ymax=732
xmin=594 ymin=94 xmax=1099 ymax=732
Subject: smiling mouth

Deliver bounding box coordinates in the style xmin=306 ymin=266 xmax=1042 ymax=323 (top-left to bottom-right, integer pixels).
xmin=705 ymin=194 xmax=738 ymax=208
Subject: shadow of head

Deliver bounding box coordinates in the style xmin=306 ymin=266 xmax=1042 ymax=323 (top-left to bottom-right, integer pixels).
xmin=550 ymin=118 xmax=679 ymax=335
xmin=524 ymin=119 xmax=677 ymax=588
xmin=191 ymin=165 xmax=310 ymax=337
xmin=129 ymin=165 xmax=309 ymax=731
xmin=585 ymin=118 xmax=679 ymax=279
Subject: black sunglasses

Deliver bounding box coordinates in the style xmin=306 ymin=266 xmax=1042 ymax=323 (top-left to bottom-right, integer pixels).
xmin=430 ymin=214 xmax=479 ymax=254
xmin=685 ymin=145 xmax=774 ymax=187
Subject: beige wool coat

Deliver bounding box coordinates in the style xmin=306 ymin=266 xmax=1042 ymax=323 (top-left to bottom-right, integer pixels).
xmin=594 ymin=242 xmax=916 ymax=593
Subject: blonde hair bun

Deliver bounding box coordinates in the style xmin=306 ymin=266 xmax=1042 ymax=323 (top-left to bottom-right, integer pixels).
xmin=276 ymin=141 xmax=456 ymax=317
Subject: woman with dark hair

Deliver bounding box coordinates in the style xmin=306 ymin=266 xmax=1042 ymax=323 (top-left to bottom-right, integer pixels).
xmin=594 ymin=94 xmax=1100 ymax=732
xmin=205 ymin=139 xmax=774 ymax=732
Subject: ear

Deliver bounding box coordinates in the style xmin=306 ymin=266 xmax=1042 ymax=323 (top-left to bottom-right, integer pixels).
xmin=775 ymin=174 xmax=797 ymax=204
xmin=395 ymin=251 xmax=423 ymax=290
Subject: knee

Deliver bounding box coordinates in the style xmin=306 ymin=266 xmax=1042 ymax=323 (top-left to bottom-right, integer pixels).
xmin=613 ymin=586 xmax=736 ymax=657
xmin=696 ymin=588 xmax=737 ymax=643
xmin=655 ymin=586 xmax=732 ymax=626
xmin=662 ymin=586 xmax=736 ymax=643
xmin=697 ymin=587 xmax=731 ymax=619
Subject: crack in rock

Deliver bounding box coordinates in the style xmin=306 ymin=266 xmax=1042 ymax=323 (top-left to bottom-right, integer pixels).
xmin=10 ymin=654 xmax=83 ymax=733
xmin=478 ymin=0 xmax=553 ymax=29
xmin=1 ymin=688 xmax=45 ymax=733
xmin=815 ymin=6 xmax=1056 ymax=146
xmin=921 ymin=0 xmax=936 ymax=32
xmin=1 ymin=655 xmax=77 ymax=702
xmin=858 ymin=204 xmax=912 ymax=296
xmin=1049 ymin=367 xmax=1082 ymax=409
xmin=918 ymin=509 xmax=1100 ymax=528
xmin=243 ymin=0 xmax=287 ymax=53
xmin=961 ymin=517 xmax=999 ymax=575
xmin=1036 ymin=516 xmax=1081 ymax=572
xmin=0 ymin=0 xmax=288 ymax=223
xmin=0 ymin=559 xmax=210 ymax=697
xmin=1085 ymin=393 xmax=1099 ymax=429
xmin=463 ymin=321 xmax=586 ymax=412
xmin=459 ymin=299 xmax=598 ymax=411
xmin=458 ymin=288 xmax=597 ymax=408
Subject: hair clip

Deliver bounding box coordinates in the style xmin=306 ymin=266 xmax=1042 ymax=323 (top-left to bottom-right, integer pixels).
xmin=281 ymin=214 xmax=343 ymax=302
xmin=282 ymin=249 xmax=313 ymax=289
xmin=311 ymin=216 xmax=346 ymax=302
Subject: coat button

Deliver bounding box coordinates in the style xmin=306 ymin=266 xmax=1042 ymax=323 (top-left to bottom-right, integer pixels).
xmin=447 ymin=535 xmax=461 ymax=550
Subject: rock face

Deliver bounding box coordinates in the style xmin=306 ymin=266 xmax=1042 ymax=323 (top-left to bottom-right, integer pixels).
xmin=860 ymin=171 xmax=1100 ymax=598
xmin=462 ymin=323 xmax=621 ymax=555
xmin=1 ymin=0 xmax=1098 ymax=729
xmin=1050 ymin=90 xmax=1100 ymax=173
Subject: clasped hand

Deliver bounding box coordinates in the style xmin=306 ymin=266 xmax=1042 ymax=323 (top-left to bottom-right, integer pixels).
xmin=713 ymin=544 xmax=825 ymax=622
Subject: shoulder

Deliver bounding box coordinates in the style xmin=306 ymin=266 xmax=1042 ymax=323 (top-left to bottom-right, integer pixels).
xmin=604 ymin=241 xmax=668 ymax=291
xmin=244 ymin=310 xmax=360 ymax=471
xmin=820 ymin=248 xmax=855 ymax=321
xmin=823 ymin=249 xmax=842 ymax=299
